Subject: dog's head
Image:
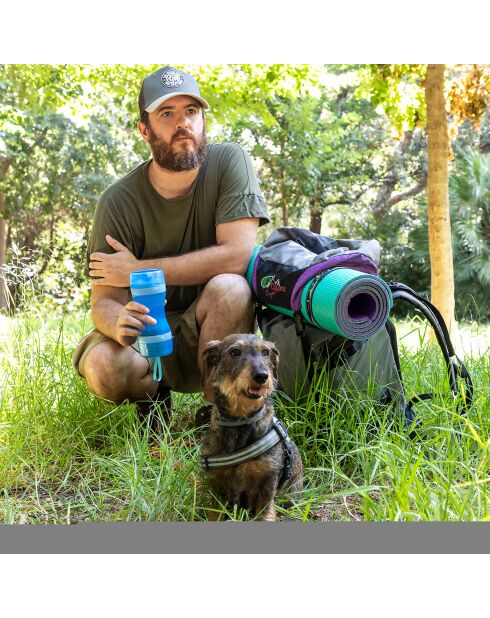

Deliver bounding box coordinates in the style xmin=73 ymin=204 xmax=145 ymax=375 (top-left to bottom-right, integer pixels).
xmin=201 ymin=334 xmax=279 ymax=417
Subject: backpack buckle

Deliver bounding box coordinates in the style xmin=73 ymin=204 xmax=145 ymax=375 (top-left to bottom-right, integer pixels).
xmin=293 ymin=312 xmax=305 ymax=337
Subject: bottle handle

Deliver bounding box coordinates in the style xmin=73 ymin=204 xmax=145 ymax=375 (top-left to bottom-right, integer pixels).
xmin=152 ymin=357 xmax=163 ymax=382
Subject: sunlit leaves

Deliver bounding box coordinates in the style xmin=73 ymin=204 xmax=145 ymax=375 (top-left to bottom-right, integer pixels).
xmin=448 ymin=65 xmax=490 ymax=126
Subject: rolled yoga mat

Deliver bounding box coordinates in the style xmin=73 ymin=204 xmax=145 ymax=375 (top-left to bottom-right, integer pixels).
xmin=246 ymin=245 xmax=393 ymax=341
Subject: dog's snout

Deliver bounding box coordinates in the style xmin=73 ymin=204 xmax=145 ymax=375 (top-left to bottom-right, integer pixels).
xmin=252 ymin=370 xmax=269 ymax=384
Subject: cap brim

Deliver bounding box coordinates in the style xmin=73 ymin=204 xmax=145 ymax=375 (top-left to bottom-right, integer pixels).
xmin=145 ymin=92 xmax=210 ymax=112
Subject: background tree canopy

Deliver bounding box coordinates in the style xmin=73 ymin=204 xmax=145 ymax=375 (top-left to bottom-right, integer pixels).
xmin=1 ymin=64 xmax=489 ymax=320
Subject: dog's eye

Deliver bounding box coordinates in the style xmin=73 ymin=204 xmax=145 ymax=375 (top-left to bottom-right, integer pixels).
xmin=229 ymin=348 xmax=242 ymax=357
xmin=261 ymin=349 xmax=270 ymax=356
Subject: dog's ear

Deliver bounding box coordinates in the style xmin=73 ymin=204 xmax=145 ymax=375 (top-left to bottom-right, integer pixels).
xmin=267 ymin=341 xmax=280 ymax=380
xmin=201 ymin=340 xmax=221 ymax=388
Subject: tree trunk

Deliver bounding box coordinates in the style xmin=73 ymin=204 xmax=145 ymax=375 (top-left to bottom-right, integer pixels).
xmin=281 ymin=201 xmax=288 ymax=227
xmin=309 ymin=197 xmax=322 ymax=233
xmin=279 ymin=136 xmax=289 ymax=227
xmin=425 ymin=64 xmax=455 ymax=333
xmin=0 ymin=157 xmax=10 ymax=311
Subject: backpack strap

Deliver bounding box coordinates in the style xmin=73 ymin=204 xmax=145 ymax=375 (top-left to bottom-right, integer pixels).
xmin=384 ymin=319 xmax=404 ymax=390
xmin=388 ymin=282 xmax=473 ymax=414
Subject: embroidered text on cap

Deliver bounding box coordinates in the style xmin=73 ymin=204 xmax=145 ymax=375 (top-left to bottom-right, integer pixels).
xmin=161 ymin=70 xmax=185 ymax=88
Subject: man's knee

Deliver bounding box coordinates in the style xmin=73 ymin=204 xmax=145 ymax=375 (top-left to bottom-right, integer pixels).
xmin=197 ymin=274 xmax=254 ymax=333
xmin=82 ymin=343 xmax=137 ymax=403
xmin=202 ymin=274 xmax=251 ymax=308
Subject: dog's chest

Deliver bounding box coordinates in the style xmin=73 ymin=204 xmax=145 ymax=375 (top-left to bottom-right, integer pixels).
xmin=211 ymin=453 xmax=278 ymax=493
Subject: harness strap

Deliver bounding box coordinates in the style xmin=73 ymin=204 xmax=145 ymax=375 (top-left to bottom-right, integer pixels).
xmin=201 ymin=417 xmax=289 ymax=471
xmin=273 ymin=418 xmax=294 ymax=487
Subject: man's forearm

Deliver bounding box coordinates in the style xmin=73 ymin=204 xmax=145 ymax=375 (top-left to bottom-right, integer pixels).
xmin=91 ymin=294 xmax=128 ymax=342
xmin=138 ymin=244 xmax=250 ymax=286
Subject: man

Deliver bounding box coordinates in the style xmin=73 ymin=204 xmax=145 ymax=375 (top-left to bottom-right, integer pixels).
xmin=72 ymin=66 xmax=269 ymax=423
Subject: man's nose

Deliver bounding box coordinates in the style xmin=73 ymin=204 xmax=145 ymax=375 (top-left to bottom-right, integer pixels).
xmin=175 ymin=112 xmax=190 ymax=129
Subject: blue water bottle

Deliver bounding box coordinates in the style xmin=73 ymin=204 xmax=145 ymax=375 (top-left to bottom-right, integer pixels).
xmin=130 ymin=268 xmax=173 ymax=382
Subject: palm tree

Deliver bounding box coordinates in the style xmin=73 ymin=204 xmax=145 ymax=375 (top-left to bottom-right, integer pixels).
xmin=449 ymin=148 xmax=490 ymax=318
xmin=450 ymin=150 xmax=490 ymax=281
xmin=408 ymin=148 xmax=490 ymax=320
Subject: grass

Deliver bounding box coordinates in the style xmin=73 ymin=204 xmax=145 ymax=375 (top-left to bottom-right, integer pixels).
xmin=0 ymin=308 xmax=489 ymax=523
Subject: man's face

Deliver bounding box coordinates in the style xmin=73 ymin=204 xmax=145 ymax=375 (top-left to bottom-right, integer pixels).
xmin=140 ymin=95 xmax=207 ymax=172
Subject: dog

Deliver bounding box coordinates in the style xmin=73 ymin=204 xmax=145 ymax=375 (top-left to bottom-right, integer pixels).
xmin=200 ymin=333 xmax=303 ymax=521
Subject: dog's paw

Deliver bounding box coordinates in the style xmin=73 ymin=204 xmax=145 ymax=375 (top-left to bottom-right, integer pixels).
xmin=195 ymin=404 xmax=214 ymax=429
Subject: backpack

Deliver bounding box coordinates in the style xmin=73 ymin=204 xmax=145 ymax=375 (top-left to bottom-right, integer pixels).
xmin=248 ymin=227 xmax=473 ymax=429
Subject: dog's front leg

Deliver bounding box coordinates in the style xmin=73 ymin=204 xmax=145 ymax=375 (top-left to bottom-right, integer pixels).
xmin=254 ymin=482 xmax=278 ymax=521
xmin=258 ymin=500 xmax=277 ymax=522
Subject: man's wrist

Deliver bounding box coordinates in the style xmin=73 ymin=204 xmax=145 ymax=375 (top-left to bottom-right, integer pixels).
xmin=91 ymin=298 xmax=123 ymax=342
xmin=138 ymin=258 xmax=166 ymax=273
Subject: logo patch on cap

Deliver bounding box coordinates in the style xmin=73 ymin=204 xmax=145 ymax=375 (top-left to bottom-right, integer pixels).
xmin=161 ymin=70 xmax=185 ymax=88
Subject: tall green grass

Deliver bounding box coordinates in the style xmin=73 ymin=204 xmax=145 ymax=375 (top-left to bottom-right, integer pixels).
xmin=0 ymin=310 xmax=488 ymax=522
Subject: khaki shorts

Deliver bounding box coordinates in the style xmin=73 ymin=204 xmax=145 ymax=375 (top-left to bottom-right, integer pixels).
xmin=72 ymin=297 xmax=201 ymax=393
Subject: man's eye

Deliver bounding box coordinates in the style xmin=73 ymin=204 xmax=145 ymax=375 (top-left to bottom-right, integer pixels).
xmin=229 ymin=348 xmax=241 ymax=357
xmin=261 ymin=349 xmax=270 ymax=356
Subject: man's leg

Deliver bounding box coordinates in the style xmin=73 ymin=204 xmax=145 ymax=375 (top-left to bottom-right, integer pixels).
xmin=80 ymin=340 xmax=159 ymax=404
xmin=195 ymin=273 xmax=255 ymax=401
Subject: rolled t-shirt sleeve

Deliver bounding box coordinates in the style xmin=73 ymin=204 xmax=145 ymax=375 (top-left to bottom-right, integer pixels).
xmin=215 ymin=144 xmax=270 ymax=226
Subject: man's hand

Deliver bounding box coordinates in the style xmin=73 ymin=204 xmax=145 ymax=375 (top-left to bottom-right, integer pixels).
xmin=89 ymin=235 xmax=138 ymax=287
xmin=115 ymin=300 xmax=157 ymax=347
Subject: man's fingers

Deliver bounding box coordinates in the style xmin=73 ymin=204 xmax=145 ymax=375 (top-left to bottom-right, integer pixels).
xmin=122 ymin=304 xmax=157 ymax=326
xmin=106 ymin=235 xmax=128 ymax=252
xmin=135 ymin=313 xmax=157 ymax=326
xmin=118 ymin=327 xmax=142 ymax=339
xmin=125 ymin=301 xmax=150 ymax=314
xmin=120 ymin=315 xmax=147 ymax=330
xmin=89 ymin=252 xmax=109 ymax=261
xmin=88 ymin=260 xmax=106 ymax=270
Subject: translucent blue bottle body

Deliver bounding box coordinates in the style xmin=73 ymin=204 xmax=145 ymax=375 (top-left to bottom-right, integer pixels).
xmin=130 ymin=268 xmax=173 ymax=359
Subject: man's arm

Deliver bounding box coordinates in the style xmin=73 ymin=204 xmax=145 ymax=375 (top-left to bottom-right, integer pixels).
xmin=91 ymin=285 xmax=157 ymax=347
xmin=88 ymin=217 xmax=259 ymax=288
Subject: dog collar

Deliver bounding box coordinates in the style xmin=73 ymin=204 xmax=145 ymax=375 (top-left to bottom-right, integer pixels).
xmin=201 ymin=417 xmax=291 ymax=470
xmin=216 ymin=405 xmax=267 ymax=427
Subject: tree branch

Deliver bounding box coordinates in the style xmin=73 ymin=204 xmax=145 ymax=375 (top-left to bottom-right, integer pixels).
xmin=373 ymin=173 xmax=427 ymax=217
xmin=386 ymin=173 xmax=428 ymax=207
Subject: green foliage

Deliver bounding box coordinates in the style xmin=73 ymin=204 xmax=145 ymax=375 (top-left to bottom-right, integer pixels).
xmin=357 ymin=64 xmax=427 ymax=134
xmin=450 ymin=148 xmax=490 ymax=286
xmin=1 ymin=110 xmax=139 ymax=312
xmin=400 ymin=149 xmax=490 ymax=320
xmin=219 ymin=66 xmax=389 ymax=228
xmin=0 ymin=64 xmax=488 ymax=319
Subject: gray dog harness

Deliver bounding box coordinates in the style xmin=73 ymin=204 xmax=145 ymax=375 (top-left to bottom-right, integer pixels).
xmin=201 ymin=416 xmax=294 ymax=486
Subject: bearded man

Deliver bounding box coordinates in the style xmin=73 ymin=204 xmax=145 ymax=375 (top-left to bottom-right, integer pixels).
xmin=72 ymin=66 xmax=269 ymax=425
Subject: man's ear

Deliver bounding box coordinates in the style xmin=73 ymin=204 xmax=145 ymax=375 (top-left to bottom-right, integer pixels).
xmin=200 ymin=340 xmax=221 ymax=389
xmin=138 ymin=120 xmax=150 ymax=143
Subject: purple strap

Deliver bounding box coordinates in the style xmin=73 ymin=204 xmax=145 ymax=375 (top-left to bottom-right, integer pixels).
xmin=290 ymin=253 xmax=377 ymax=311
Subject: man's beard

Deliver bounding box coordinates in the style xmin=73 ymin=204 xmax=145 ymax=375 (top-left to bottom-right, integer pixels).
xmin=147 ymin=125 xmax=208 ymax=172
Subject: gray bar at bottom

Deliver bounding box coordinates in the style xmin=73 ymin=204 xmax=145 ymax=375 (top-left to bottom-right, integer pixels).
xmin=1 ymin=522 xmax=489 ymax=554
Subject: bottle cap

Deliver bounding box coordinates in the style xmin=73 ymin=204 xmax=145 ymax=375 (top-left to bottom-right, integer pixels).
xmin=130 ymin=269 xmax=165 ymax=292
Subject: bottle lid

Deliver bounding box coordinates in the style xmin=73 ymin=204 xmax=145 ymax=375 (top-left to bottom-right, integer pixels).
xmin=130 ymin=268 xmax=165 ymax=289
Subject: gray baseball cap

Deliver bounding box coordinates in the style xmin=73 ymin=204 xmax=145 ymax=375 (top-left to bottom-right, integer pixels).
xmin=138 ymin=66 xmax=210 ymax=116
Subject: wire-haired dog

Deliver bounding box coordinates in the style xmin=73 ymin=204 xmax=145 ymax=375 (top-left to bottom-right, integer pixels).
xmin=200 ymin=333 xmax=303 ymax=521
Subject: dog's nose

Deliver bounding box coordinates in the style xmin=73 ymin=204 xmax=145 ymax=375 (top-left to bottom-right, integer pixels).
xmin=252 ymin=371 xmax=269 ymax=384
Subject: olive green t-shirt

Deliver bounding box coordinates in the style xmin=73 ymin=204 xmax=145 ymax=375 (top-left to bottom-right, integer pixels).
xmin=87 ymin=142 xmax=270 ymax=311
